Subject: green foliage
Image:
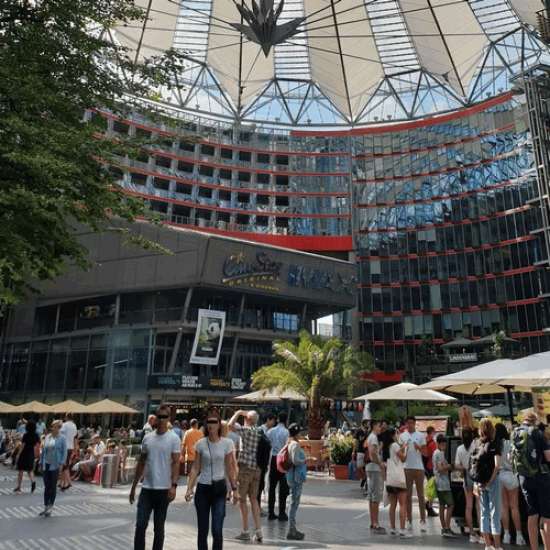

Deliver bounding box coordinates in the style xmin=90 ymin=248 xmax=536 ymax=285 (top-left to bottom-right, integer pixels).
xmin=252 ymin=330 xmax=374 ymax=439
xmin=437 ymin=404 xmax=460 ymax=425
xmin=329 ymin=438 xmax=354 ymax=465
xmin=0 ymin=0 xmax=185 ymax=309
xmin=371 ymin=402 xmax=401 ymax=424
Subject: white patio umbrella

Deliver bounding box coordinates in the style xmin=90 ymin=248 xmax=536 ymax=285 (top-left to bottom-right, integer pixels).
xmin=0 ymin=400 xmax=16 ymax=413
xmin=352 ymin=382 xmax=457 ymax=403
xmin=233 ymin=387 xmax=306 ymax=403
xmin=416 ymin=355 xmax=550 ymax=421
xmin=10 ymin=400 xmax=54 ymax=414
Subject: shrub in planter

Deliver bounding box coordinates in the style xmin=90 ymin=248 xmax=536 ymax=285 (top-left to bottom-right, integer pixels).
xmin=329 ymin=438 xmax=353 ymax=466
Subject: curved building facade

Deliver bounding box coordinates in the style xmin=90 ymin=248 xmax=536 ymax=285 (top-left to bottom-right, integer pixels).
xmin=92 ymin=78 xmax=550 ymax=382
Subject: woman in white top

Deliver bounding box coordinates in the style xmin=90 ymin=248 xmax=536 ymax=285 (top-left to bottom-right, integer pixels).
xmin=495 ymin=423 xmax=526 ymax=546
xmin=185 ymin=412 xmax=237 ymax=550
xmin=454 ymin=427 xmax=481 ymax=543
xmin=383 ymin=428 xmax=410 ymax=539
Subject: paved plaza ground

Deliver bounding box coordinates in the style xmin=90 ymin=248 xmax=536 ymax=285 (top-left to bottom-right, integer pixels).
xmin=0 ymin=469 xmax=528 ymax=549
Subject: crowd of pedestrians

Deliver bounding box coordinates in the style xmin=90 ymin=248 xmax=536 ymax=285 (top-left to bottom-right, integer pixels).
xmin=3 ymin=407 xmax=550 ymax=550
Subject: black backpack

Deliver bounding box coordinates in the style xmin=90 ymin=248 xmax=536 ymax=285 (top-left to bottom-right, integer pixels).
xmin=256 ymin=428 xmax=272 ymax=470
xmin=510 ymin=426 xmax=549 ymax=477
xmin=468 ymin=439 xmax=495 ymax=484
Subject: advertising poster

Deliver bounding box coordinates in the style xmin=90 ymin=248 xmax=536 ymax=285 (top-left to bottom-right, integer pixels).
xmin=532 ymin=388 xmax=550 ymax=422
xmin=190 ymin=309 xmax=226 ymax=365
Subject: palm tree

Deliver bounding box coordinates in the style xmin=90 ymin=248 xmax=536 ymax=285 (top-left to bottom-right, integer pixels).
xmin=252 ymin=330 xmax=374 ymax=440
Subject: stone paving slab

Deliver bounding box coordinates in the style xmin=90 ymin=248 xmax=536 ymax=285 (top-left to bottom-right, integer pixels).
xmin=0 ymin=468 xmax=525 ymax=549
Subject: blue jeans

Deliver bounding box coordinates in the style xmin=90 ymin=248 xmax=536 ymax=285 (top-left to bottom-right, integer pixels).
xmin=479 ymin=476 xmax=502 ymax=535
xmin=194 ymin=483 xmax=226 ymax=550
xmin=287 ymin=479 xmax=303 ymax=528
xmin=134 ymin=488 xmax=169 ymax=550
xmin=43 ymin=468 xmax=58 ymax=507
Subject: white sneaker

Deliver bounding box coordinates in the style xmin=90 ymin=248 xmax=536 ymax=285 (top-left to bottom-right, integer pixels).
xmin=400 ymin=530 xmax=413 ymax=539
xmin=390 ymin=529 xmax=399 ymax=537
xmin=470 ymin=535 xmax=479 ymax=543
xmin=502 ymin=533 xmax=511 ymax=544
xmin=484 ymin=546 xmax=495 ymax=550
xmin=478 ymin=536 xmax=486 ymax=544
xmin=406 ymin=521 xmax=413 ymax=531
xmin=420 ymin=520 xmax=427 ymax=532
xmin=516 ymin=534 xmax=527 ymax=546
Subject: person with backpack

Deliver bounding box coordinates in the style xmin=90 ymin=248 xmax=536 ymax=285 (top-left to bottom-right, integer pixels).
xmin=228 ymin=409 xmax=263 ymax=542
xmin=495 ymin=422 xmax=526 ymax=546
xmin=511 ymin=412 xmax=550 ymax=550
xmin=257 ymin=413 xmax=275 ymax=515
xmin=285 ymin=423 xmax=307 ymax=541
xmin=469 ymin=418 xmax=502 ymax=550
xmin=454 ymin=427 xmax=482 ymax=544
xmin=267 ymin=411 xmax=289 ymax=521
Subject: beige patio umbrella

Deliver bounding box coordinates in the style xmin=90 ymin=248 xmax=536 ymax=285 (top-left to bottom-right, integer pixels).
xmin=85 ymin=398 xmax=137 ymax=414
xmin=233 ymin=387 xmax=306 ymax=403
xmin=0 ymin=400 xmax=16 ymax=413
xmin=10 ymin=400 xmax=53 ymax=414
xmin=50 ymin=399 xmax=90 ymax=414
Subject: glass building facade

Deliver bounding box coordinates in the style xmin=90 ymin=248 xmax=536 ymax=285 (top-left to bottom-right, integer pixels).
xmin=96 ymin=78 xmax=550 ymax=381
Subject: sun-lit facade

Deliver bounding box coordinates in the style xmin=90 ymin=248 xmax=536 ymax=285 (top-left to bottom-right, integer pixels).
xmin=4 ymin=1 xmax=550 ymax=401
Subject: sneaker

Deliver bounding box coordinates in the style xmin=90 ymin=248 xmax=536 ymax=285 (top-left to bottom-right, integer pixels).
xmin=420 ymin=520 xmax=427 ymax=532
xmin=38 ymin=508 xmax=47 ymax=517
xmin=406 ymin=521 xmax=413 ymax=531
xmin=446 ymin=528 xmax=459 ymax=537
xmin=426 ymin=506 xmax=439 ymax=517
xmin=235 ymin=531 xmax=251 ymax=541
xmin=400 ymin=531 xmax=413 ymax=539
xmin=287 ymin=528 xmax=305 ymax=541
xmin=44 ymin=506 xmax=52 ymax=517
xmin=390 ymin=529 xmax=399 ymax=537
xmin=470 ymin=535 xmax=479 ymax=543
xmin=502 ymin=533 xmax=511 ymax=544
xmin=278 ymin=512 xmax=289 ymax=522
xmin=516 ymin=534 xmax=527 ymax=546
xmin=478 ymin=536 xmax=486 ymax=545
xmin=253 ymin=529 xmax=263 ymax=542
xmin=484 ymin=546 xmax=495 ymax=550
xmin=372 ymin=526 xmax=386 ymax=535
xmin=267 ymin=513 xmax=278 ymax=521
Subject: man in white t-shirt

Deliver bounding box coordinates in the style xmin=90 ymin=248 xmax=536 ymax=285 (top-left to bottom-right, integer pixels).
xmin=398 ymin=415 xmax=428 ymax=531
xmin=130 ymin=405 xmax=181 ymax=550
xmin=59 ymin=413 xmax=77 ymax=491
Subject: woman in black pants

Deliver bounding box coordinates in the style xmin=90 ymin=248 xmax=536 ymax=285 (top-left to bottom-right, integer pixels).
xmin=38 ymin=421 xmax=67 ymax=517
xmin=185 ymin=413 xmax=238 ymax=550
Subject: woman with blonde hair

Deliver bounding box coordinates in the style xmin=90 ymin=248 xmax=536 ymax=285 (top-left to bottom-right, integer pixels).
xmin=472 ymin=418 xmax=502 ymax=550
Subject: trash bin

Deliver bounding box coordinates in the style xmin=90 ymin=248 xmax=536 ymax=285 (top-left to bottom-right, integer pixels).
xmin=100 ymin=454 xmax=120 ymax=488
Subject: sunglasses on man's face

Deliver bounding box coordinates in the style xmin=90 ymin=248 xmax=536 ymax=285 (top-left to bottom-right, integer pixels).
xmin=156 ymin=414 xmax=169 ymax=420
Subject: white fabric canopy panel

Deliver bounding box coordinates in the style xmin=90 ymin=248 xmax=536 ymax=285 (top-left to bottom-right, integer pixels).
xmin=399 ymin=0 xmax=487 ymax=96
xmin=109 ymin=0 xmax=547 ymax=124
xmin=508 ymin=0 xmax=545 ymax=28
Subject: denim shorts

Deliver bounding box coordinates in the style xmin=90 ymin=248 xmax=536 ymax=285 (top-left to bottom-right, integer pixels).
xmin=463 ymin=471 xmax=474 ymax=491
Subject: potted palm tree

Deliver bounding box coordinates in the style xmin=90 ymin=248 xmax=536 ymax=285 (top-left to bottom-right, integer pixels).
xmin=252 ymin=330 xmax=373 ymax=440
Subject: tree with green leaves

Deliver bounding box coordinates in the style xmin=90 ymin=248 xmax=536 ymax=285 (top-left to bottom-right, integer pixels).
xmin=252 ymin=330 xmax=374 ymax=439
xmin=0 ymin=0 xmax=184 ymax=310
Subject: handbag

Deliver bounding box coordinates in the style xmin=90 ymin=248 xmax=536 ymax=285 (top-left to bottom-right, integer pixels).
xmin=207 ymin=440 xmax=227 ymax=497
xmin=386 ymin=458 xmax=406 ymax=488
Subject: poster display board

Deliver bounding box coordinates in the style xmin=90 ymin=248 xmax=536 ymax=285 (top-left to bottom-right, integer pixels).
xmin=190 ymin=309 xmax=226 ymax=365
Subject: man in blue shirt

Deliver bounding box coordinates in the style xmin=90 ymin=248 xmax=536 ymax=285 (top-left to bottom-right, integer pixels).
xmin=267 ymin=411 xmax=290 ymax=521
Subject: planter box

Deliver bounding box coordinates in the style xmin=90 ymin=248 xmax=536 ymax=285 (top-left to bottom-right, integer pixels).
xmin=332 ymin=464 xmax=349 ymax=480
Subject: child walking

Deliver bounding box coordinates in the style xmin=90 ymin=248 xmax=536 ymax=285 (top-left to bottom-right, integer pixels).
xmin=433 ymin=434 xmax=458 ymax=538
